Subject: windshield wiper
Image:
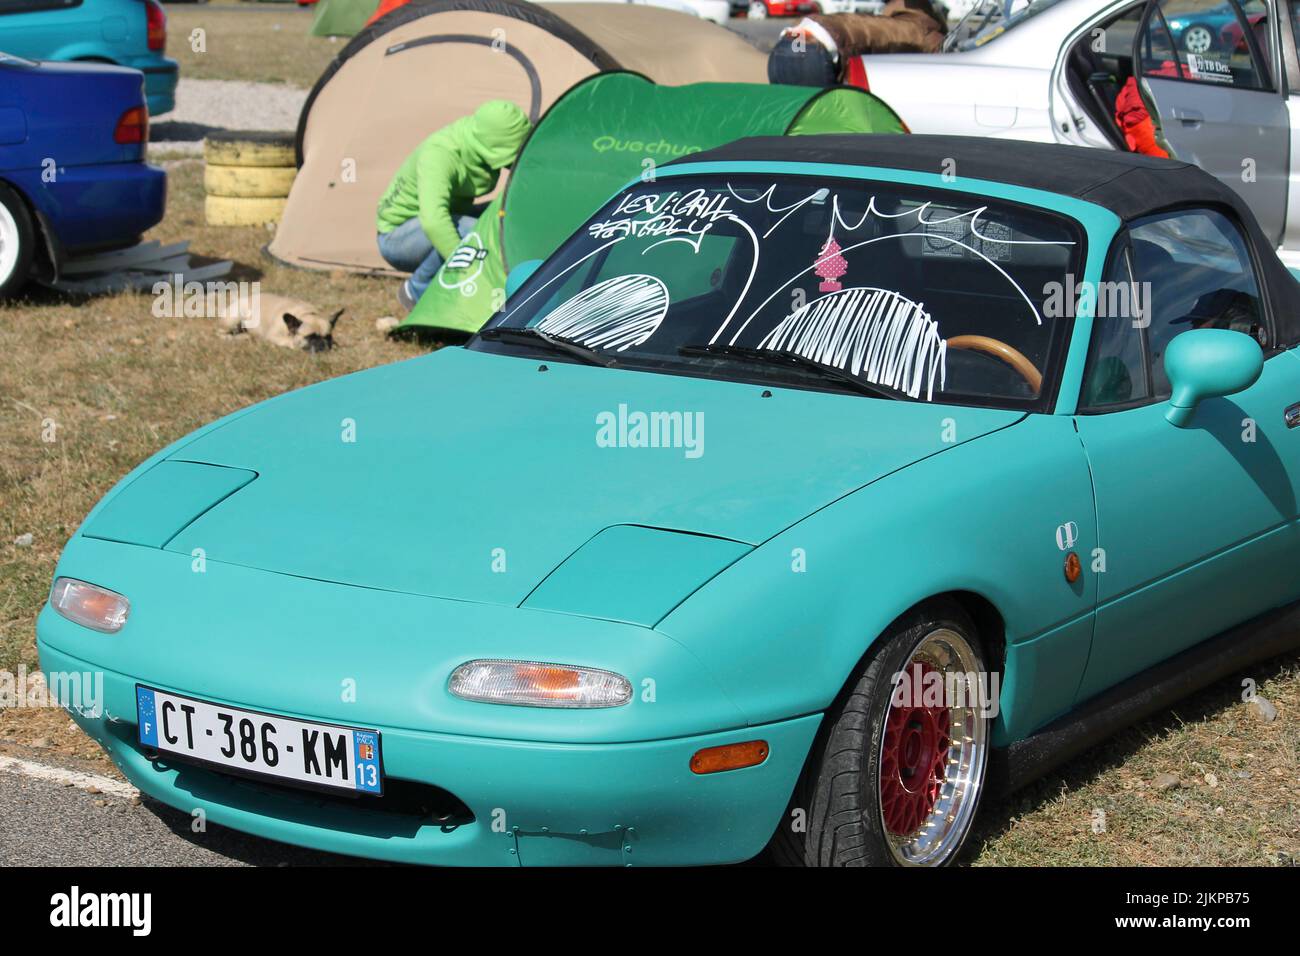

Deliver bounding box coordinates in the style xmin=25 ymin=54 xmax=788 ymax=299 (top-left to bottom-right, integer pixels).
xmin=478 ymin=325 xmax=618 ymax=368
xmin=678 ymin=343 xmax=903 ymax=400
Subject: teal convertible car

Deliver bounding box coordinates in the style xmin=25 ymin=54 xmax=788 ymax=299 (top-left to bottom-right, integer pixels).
xmin=39 ymin=135 xmax=1300 ymax=866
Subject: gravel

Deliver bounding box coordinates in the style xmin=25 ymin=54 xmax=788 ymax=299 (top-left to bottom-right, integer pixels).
xmin=150 ymin=78 xmax=308 ymax=156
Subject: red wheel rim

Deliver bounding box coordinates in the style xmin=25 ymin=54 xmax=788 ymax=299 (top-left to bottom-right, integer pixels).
xmin=879 ymin=662 xmax=951 ymax=837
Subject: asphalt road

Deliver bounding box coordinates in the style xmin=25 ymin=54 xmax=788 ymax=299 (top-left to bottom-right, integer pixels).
xmin=0 ymin=751 xmax=366 ymax=866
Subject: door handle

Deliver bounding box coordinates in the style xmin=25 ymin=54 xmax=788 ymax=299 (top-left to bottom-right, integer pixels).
xmin=1285 ymin=403 xmax=1300 ymax=428
xmin=1175 ymin=108 xmax=1204 ymax=128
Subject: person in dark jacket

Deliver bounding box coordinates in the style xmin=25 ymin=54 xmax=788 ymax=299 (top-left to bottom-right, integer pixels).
xmin=768 ymin=0 xmax=948 ymax=88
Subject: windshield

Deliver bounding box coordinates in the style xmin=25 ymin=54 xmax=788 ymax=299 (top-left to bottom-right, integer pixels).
xmin=479 ymin=174 xmax=1084 ymax=410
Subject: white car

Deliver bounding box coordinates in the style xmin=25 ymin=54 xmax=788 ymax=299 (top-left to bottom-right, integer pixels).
xmin=546 ymin=0 xmax=732 ymax=25
xmin=858 ymin=0 xmax=1300 ymax=267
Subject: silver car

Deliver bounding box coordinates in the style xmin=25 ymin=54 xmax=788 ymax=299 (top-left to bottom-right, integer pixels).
xmin=861 ymin=0 xmax=1300 ymax=268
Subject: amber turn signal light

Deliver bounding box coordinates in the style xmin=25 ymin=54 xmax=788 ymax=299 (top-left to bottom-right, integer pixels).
xmin=690 ymin=740 xmax=769 ymax=774
xmin=1064 ymin=551 xmax=1081 ymax=583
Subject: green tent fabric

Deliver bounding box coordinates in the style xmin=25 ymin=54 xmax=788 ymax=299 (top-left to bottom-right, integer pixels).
xmin=401 ymin=73 xmax=905 ymax=335
xmin=311 ymin=0 xmax=380 ymax=37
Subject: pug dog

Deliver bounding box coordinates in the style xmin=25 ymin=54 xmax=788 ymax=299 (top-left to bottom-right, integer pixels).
xmin=216 ymin=293 xmax=343 ymax=352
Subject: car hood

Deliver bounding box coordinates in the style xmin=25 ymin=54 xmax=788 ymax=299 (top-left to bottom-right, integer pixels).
xmin=124 ymin=347 xmax=1020 ymax=606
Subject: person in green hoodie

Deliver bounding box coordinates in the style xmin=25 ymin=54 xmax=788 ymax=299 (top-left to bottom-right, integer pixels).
xmin=377 ymin=100 xmax=531 ymax=310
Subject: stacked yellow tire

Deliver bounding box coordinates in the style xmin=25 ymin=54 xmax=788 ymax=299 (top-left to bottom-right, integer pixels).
xmin=203 ymin=130 xmax=297 ymax=227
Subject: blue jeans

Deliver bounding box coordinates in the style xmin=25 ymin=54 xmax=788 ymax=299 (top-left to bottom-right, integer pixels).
xmin=377 ymin=214 xmax=479 ymax=299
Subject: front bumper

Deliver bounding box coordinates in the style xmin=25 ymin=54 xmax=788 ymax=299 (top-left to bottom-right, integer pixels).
xmin=38 ymin=639 xmax=817 ymax=866
xmin=37 ymin=535 xmax=817 ymax=865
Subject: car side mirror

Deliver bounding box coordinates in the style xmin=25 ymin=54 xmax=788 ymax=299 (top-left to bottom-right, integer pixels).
xmin=505 ymin=259 xmax=543 ymax=299
xmin=1164 ymin=329 xmax=1263 ymax=427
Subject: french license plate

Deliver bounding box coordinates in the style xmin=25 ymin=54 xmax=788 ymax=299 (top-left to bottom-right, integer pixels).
xmin=136 ymin=686 xmax=382 ymax=795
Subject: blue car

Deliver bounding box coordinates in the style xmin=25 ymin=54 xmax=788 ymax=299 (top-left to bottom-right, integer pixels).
xmin=0 ymin=54 xmax=166 ymax=298
xmin=0 ymin=0 xmax=178 ymax=115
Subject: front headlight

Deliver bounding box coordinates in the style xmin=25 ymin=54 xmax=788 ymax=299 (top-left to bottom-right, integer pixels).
xmin=50 ymin=578 xmax=130 ymax=633
xmin=449 ymin=659 xmax=632 ymax=708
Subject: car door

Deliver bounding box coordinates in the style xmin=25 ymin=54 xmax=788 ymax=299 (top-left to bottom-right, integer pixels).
xmin=1052 ymin=0 xmax=1148 ymax=150
xmin=1073 ymin=207 xmax=1300 ymax=702
xmin=1275 ymin=0 xmax=1300 ymax=255
xmin=1135 ymin=0 xmax=1291 ymax=245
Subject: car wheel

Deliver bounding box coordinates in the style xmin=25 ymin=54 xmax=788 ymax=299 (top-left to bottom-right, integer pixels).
xmin=0 ymin=182 xmax=35 ymax=300
xmin=748 ymin=1 xmax=768 ymax=18
xmin=1182 ymin=23 xmax=1215 ymax=54
xmin=772 ymin=600 xmax=991 ymax=866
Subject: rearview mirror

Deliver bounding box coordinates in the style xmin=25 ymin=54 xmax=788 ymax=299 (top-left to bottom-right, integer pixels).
xmin=505 ymin=259 xmax=543 ymax=299
xmin=1164 ymin=329 xmax=1263 ymax=427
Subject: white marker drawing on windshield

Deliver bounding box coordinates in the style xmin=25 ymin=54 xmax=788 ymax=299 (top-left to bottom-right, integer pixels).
xmin=712 ymin=182 xmax=1077 ymax=399
xmin=760 ymin=287 xmax=947 ymax=401
xmin=535 ymin=274 xmax=669 ymax=351
xmin=512 ymin=180 xmax=1071 ymax=402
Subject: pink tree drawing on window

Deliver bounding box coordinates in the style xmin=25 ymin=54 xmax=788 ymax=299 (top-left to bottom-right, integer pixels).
xmin=815 ymin=237 xmax=847 ymax=293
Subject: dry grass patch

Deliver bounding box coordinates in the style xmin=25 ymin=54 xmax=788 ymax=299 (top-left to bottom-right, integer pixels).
xmin=165 ymin=2 xmax=342 ymax=89
xmin=972 ymin=655 xmax=1300 ymax=865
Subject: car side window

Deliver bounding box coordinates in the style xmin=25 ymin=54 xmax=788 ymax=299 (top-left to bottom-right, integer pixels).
xmin=1090 ymin=1 xmax=1148 ymax=55
xmin=1133 ymin=210 xmax=1267 ymax=398
xmin=1137 ymin=4 xmax=1187 ymax=77
xmin=1080 ymin=245 xmax=1152 ymax=409
xmin=1081 ymin=209 xmax=1267 ymax=410
xmin=1139 ymin=0 xmax=1272 ymax=90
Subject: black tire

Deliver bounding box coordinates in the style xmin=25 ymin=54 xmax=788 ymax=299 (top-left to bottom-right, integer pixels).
xmin=771 ymin=599 xmax=990 ymax=867
xmin=0 ymin=182 xmax=35 ymax=300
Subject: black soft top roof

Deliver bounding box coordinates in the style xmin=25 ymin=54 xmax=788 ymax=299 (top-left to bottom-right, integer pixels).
xmin=670 ymin=134 xmax=1300 ymax=348
xmin=676 ymin=134 xmax=1236 ymax=220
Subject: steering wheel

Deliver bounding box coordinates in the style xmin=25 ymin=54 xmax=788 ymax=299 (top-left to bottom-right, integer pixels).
xmin=947 ymin=335 xmax=1043 ymax=394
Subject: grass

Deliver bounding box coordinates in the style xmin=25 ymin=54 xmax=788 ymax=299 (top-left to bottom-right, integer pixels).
xmin=968 ymin=657 xmax=1299 ymax=866
xmin=1 ymin=7 xmax=1297 ymax=866
xmin=164 ymin=2 xmax=343 ymax=88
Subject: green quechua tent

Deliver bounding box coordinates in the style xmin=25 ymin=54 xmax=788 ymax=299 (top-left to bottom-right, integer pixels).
xmin=310 ymin=0 xmax=381 ymax=37
xmin=399 ymin=72 xmax=906 ymax=335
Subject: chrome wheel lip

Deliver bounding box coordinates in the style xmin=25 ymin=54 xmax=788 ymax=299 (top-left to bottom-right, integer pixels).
xmin=878 ymin=627 xmax=989 ymax=867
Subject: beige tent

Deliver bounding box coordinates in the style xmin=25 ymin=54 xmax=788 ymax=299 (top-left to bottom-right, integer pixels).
xmin=269 ymin=0 xmax=768 ymax=273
